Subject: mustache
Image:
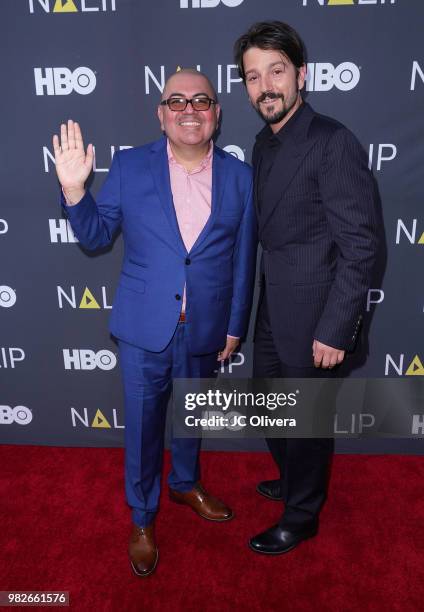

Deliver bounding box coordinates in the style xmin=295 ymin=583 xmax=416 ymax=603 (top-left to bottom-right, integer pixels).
xmin=177 ymin=115 xmax=202 ymax=122
xmin=256 ymin=91 xmax=284 ymax=104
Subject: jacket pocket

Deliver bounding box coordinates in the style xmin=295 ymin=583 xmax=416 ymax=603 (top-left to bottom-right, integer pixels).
xmin=128 ymin=257 xmax=148 ymax=268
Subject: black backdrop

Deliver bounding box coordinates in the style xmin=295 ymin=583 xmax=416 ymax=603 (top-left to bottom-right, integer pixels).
xmin=1 ymin=0 xmax=423 ymax=453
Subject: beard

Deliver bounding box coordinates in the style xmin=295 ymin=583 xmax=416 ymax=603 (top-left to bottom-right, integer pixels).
xmin=254 ymin=90 xmax=297 ymax=125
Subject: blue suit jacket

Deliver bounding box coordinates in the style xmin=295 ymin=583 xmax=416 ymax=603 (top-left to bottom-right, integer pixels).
xmin=62 ymin=136 xmax=257 ymax=354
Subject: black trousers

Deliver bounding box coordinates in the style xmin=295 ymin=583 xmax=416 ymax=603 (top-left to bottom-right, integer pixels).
xmin=253 ymin=292 xmax=336 ymax=531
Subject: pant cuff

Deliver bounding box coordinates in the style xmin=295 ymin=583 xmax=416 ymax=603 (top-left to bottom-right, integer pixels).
xmin=132 ymin=509 xmax=157 ymax=528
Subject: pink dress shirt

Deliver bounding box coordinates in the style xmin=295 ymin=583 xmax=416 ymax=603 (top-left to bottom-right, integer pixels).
xmin=167 ymin=140 xmax=237 ymax=342
xmin=167 ymin=140 xmax=213 ymax=312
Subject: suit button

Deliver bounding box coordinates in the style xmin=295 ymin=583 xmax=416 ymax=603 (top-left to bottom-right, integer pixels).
xmin=175 ymin=294 xmax=181 ymax=301
xmin=185 ymin=258 xmax=191 ymax=265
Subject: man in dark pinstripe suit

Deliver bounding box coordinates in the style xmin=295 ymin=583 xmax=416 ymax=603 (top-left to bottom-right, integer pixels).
xmin=234 ymin=21 xmax=379 ymax=554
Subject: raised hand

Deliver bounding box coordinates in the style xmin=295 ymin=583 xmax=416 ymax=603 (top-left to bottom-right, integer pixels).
xmin=53 ymin=119 xmax=94 ymax=204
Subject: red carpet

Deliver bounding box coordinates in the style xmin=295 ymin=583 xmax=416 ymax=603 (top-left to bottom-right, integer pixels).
xmin=0 ymin=446 xmax=423 ymax=611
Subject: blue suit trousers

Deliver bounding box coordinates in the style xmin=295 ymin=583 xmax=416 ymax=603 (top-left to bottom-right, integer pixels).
xmin=118 ymin=322 xmax=217 ymax=527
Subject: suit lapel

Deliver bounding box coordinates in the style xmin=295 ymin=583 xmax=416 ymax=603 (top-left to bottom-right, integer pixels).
xmin=189 ymin=145 xmax=226 ymax=254
xmin=253 ymin=147 xmax=263 ymax=219
xmin=149 ymin=137 xmax=187 ymax=255
xmin=259 ymin=139 xmax=317 ymax=232
xmin=257 ymin=103 xmax=318 ymax=233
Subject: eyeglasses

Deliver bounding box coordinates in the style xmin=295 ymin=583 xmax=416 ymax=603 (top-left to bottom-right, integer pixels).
xmin=160 ymin=96 xmax=217 ymax=111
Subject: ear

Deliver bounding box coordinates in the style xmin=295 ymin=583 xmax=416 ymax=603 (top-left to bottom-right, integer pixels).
xmin=297 ymin=64 xmax=307 ymax=91
xmin=157 ymin=105 xmax=164 ymax=131
xmin=215 ymin=103 xmax=221 ymax=123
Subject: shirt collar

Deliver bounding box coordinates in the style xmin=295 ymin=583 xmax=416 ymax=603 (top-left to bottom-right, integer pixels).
xmin=272 ymin=101 xmax=306 ymax=143
xmin=258 ymin=101 xmax=306 ymax=148
xmin=167 ymin=139 xmax=213 ymax=173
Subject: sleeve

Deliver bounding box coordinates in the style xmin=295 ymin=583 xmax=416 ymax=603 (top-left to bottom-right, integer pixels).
xmin=313 ymin=127 xmax=380 ymax=350
xmin=227 ymin=173 xmax=258 ymax=338
xmin=60 ymin=151 xmax=123 ymax=251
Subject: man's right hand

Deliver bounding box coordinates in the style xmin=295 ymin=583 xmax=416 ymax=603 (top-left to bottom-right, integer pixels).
xmin=52 ymin=119 xmax=94 ymax=205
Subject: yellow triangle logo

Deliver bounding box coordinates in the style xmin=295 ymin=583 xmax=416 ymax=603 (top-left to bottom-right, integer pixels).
xmin=328 ymin=0 xmax=354 ymax=4
xmin=417 ymin=232 xmax=424 ymax=244
xmin=53 ymin=0 xmax=78 ymax=12
xmin=405 ymin=355 xmax=424 ymax=376
xmin=91 ymin=409 xmax=111 ymax=428
xmin=79 ymin=287 xmax=100 ymax=309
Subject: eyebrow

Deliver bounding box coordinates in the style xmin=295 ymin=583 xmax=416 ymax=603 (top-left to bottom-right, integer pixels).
xmin=166 ymin=92 xmax=211 ymax=98
xmin=245 ymin=60 xmax=287 ymax=76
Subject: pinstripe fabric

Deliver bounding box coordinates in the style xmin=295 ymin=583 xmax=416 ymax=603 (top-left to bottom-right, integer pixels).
xmin=253 ymin=103 xmax=379 ymax=367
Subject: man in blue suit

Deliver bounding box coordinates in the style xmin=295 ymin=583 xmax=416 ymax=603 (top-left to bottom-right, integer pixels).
xmin=53 ymin=69 xmax=257 ymax=577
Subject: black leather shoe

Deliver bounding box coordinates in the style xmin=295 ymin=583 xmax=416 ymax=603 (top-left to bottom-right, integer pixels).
xmin=256 ymin=479 xmax=284 ymax=501
xmin=249 ymin=524 xmax=317 ymax=555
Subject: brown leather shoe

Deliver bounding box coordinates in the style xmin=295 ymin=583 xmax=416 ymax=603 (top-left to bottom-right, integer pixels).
xmin=128 ymin=523 xmax=158 ymax=577
xmin=169 ymin=483 xmax=233 ymax=521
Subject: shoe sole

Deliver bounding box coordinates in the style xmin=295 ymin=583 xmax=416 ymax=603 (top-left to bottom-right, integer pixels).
xmin=248 ymin=532 xmax=317 ymax=555
xmin=130 ymin=551 xmax=159 ymax=577
xmin=256 ymin=484 xmax=284 ymax=502
xmin=196 ymin=511 xmax=234 ymax=522
xmin=169 ymin=494 xmax=234 ymax=521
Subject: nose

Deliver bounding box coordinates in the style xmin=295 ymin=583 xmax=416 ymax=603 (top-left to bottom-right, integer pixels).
xmin=261 ymin=73 xmax=273 ymax=93
xmin=184 ymin=101 xmax=195 ymax=113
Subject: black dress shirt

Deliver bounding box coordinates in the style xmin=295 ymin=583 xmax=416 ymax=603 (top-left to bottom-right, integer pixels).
xmin=256 ymin=102 xmax=307 ymax=213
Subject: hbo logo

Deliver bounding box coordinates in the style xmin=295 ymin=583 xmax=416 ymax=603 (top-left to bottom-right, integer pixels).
xmin=223 ymin=145 xmax=245 ymax=162
xmin=0 ymin=405 xmax=32 ymax=425
xmin=180 ymin=0 xmax=244 ymax=6
xmin=306 ymin=62 xmax=360 ymax=92
xmin=0 ymin=286 xmax=16 ymax=308
xmin=34 ymin=67 xmax=96 ymax=96
xmin=63 ymin=349 xmax=117 ymax=371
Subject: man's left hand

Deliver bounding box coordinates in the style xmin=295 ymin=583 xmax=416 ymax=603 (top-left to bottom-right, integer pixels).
xmin=312 ymin=339 xmax=345 ymax=369
xmin=218 ymin=336 xmax=240 ymax=361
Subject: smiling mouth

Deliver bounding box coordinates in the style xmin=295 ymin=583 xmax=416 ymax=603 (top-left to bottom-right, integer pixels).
xmin=178 ymin=120 xmax=201 ymax=127
xmin=257 ymin=92 xmax=284 ymax=106
xmin=261 ymin=97 xmax=279 ymax=105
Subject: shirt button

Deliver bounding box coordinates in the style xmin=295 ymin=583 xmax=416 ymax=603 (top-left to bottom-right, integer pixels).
xmin=175 ymin=294 xmax=181 ymax=301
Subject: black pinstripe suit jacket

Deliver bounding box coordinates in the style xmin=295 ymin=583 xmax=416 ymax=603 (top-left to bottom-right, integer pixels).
xmin=253 ymin=102 xmax=379 ymax=367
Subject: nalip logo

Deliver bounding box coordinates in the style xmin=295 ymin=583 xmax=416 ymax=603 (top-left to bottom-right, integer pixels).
xmin=71 ymin=407 xmax=124 ymax=429
xmin=302 ymin=0 xmax=395 ymax=6
xmin=395 ymin=219 xmax=424 ymax=245
xmin=57 ymin=286 xmax=112 ymax=309
xmin=29 ymin=0 xmax=116 ymax=13
xmin=385 ymin=354 xmax=424 ymax=376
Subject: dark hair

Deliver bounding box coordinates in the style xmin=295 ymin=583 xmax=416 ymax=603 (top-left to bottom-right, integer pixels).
xmin=234 ymin=21 xmax=306 ymax=81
